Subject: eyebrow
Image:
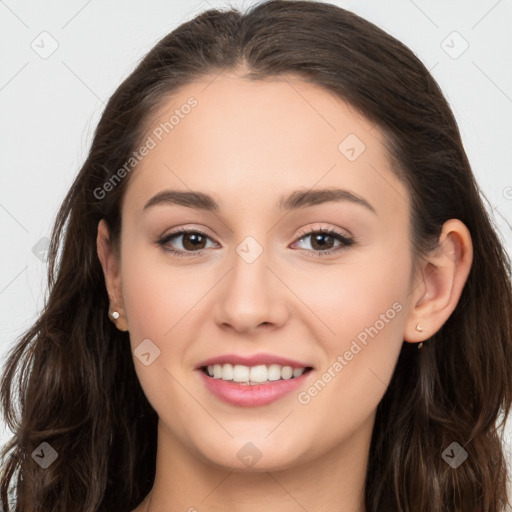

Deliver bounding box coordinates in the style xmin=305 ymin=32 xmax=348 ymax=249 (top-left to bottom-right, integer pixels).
xmin=143 ymin=188 xmax=376 ymax=214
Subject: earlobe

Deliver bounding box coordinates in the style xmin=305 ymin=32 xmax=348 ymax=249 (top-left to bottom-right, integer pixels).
xmin=96 ymin=219 xmax=129 ymax=332
xmin=404 ymin=219 xmax=473 ymax=344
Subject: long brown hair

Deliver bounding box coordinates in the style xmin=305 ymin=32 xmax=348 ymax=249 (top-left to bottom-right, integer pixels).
xmin=1 ymin=1 xmax=511 ymax=510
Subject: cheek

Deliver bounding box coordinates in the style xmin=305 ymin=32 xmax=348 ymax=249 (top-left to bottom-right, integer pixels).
xmin=121 ymin=264 xmax=173 ymax=339
xmin=119 ymin=241 xmax=217 ymax=389
xmin=293 ymin=243 xmax=409 ymax=344
xmin=119 ymin=236 xmax=202 ymax=338
xmin=293 ymin=246 xmax=409 ymax=413
xmin=118 ymin=246 xmax=200 ymax=427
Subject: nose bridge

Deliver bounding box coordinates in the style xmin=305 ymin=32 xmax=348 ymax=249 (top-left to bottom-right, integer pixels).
xmin=213 ymin=233 xmax=288 ymax=331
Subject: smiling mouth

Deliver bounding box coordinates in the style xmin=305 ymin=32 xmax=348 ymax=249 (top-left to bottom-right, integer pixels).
xmin=201 ymin=363 xmax=314 ymax=385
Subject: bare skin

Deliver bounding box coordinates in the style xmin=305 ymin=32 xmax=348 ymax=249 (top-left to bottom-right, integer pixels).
xmin=97 ymin=70 xmax=473 ymax=512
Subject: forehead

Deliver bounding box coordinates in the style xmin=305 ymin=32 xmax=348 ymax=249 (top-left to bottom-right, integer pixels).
xmin=122 ymin=72 xmax=409 ymax=222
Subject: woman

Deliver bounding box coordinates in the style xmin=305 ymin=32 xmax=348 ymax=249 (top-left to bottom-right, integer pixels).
xmin=1 ymin=1 xmax=511 ymax=511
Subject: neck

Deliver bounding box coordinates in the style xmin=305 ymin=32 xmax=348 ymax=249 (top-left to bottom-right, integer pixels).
xmin=143 ymin=417 xmax=373 ymax=512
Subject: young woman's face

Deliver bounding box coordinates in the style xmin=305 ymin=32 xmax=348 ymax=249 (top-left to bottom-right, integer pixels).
xmin=116 ymin=72 xmax=417 ymax=471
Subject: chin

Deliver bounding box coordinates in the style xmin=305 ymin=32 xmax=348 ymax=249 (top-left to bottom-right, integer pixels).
xmin=192 ymin=434 xmax=310 ymax=473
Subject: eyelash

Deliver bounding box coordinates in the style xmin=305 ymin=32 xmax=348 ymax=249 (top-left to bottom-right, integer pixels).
xmin=156 ymin=226 xmax=355 ymax=258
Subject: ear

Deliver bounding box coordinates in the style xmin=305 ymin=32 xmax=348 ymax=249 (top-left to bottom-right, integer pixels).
xmin=96 ymin=219 xmax=129 ymax=332
xmin=404 ymin=219 xmax=473 ymax=344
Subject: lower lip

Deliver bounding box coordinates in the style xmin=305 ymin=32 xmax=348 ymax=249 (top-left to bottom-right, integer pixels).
xmin=198 ymin=369 xmax=312 ymax=407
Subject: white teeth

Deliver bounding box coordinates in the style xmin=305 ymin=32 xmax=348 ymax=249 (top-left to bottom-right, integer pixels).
xmin=213 ymin=364 xmax=222 ymax=379
xmin=267 ymin=364 xmax=281 ymax=381
xmin=205 ymin=363 xmax=308 ymax=384
xmin=222 ymin=363 xmax=233 ymax=380
xmin=233 ymin=364 xmax=250 ymax=383
xmin=249 ymin=365 xmax=268 ymax=383
xmin=281 ymin=366 xmax=293 ymax=380
xmin=293 ymin=367 xmax=305 ymax=378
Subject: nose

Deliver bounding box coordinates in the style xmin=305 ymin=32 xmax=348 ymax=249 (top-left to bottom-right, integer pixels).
xmin=213 ymin=245 xmax=290 ymax=335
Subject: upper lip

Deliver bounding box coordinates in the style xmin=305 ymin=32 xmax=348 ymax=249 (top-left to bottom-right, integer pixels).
xmin=195 ymin=353 xmax=314 ymax=370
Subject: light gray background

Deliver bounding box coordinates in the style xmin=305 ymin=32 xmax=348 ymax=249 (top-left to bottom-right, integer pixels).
xmin=1 ymin=0 xmax=511 ymax=500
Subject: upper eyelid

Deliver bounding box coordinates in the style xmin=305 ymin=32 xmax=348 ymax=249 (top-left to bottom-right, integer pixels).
xmin=295 ymin=226 xmax=351 ymax=239
xmin=162 ymin=225 xmax=349 ymax=240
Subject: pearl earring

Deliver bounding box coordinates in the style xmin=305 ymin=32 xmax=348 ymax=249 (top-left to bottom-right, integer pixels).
xmin=416 ymin=322 xmax=424 ymax=350
xmin=109 ymin=311 xmax=120 ymax=321
xmin=108 ymin=310 xmax=129 ymax=332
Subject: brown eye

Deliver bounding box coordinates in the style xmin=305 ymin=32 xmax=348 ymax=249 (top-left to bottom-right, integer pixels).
xmin=293 ymin=228 xmax=354 ymax=256
xmin=157 ymin=228 xmax=218 ymax=257
xmin=180 ymin=232 xmax=207 ymax=251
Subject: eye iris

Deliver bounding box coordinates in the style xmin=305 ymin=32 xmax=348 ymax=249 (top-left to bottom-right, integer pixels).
xmin=183 ymin=232 xmax=206 ymax=250
xmin=311 ymin=233 xmax=334 ymax=250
